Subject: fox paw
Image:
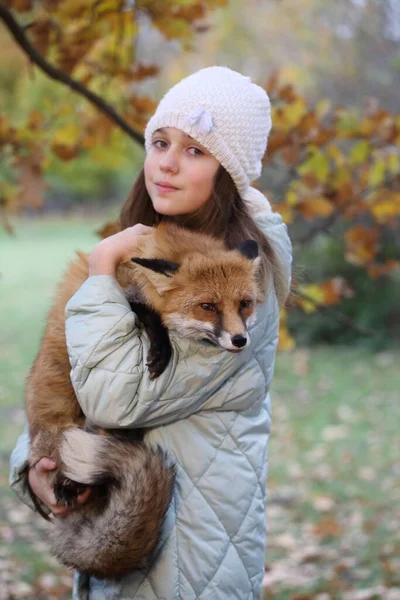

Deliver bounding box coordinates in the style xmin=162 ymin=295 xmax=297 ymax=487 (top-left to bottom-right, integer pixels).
xmin=54 ymin=477 xmax=88 ymax=508
xmin=146 ymin=343 xmax=172 ymax=380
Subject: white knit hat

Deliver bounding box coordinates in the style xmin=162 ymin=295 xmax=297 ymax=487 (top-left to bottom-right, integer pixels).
xmin=145 ymin=66 xmax=273 ymax=215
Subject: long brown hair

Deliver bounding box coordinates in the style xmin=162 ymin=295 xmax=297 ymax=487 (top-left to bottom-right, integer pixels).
xmin=120 ymin=167 xmax=287 ymax=305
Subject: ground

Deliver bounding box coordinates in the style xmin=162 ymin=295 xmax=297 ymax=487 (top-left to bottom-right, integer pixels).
xmin=0 ymin=218 xmax=399 ymax=600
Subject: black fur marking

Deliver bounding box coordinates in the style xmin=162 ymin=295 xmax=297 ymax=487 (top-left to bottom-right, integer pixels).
xmin=131 ymin=257 xmax=180 ymax=277
xmin=215 ymin=309 xmax=223 ymax=340
xmin=236 ymin=240 xmax=259 ymax=261
xmin=53 ymin=474 xmax=89 ymax=508
xmin=101 ymin=427 xmax=144 ymax=443
xmin=129 ymin=302 xmax=172 ymax=380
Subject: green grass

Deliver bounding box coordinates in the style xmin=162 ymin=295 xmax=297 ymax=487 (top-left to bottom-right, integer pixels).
xmin=0 ymin=217 xmax=100 ymax=408
xmin=0 ymin=217 xmax=399 ymax=599
xmin=0 ymin=217 xmax=102 ymax=597
xmin=264 ymin=348 xmax=399 ymax=598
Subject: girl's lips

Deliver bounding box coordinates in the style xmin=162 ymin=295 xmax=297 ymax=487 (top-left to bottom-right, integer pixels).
xmin=155 ymin=183 xmax=179 ymax=193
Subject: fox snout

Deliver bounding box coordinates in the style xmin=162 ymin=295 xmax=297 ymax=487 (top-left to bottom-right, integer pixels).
xmin=217 ymin=330 xmax=251 ymax=353
xmin=231 ymin=334 xmax=247 ymax=349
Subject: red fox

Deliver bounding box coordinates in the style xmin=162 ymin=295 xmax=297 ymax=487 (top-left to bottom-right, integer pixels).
xmin=25 ymin=222 xmax=263 ymax=579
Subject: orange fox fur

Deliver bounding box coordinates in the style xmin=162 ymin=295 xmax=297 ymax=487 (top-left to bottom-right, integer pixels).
xmin=25 ymin=222 xmax=262 ymax=579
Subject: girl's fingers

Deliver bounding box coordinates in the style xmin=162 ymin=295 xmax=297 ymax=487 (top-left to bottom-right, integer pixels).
xmin=137 ymin=226 xmax=153 ymax=235
xmin=31 ymin=459 xmax=92 ymax=517
xmin=76 ymin=487 xmax=92 ymax=505
xmin=37 ymin=457 xmax=57 ymax=473
xmin=51 ymin=487 xmax=92 ymax=518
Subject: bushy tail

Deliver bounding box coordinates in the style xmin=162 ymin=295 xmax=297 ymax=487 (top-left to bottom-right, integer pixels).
xmin=50 ymin=428 xmax=175 ymax=580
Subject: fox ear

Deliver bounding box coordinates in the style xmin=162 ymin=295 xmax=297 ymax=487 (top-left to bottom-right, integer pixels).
xmin=131 ymin=257 xmax=180 ymax=276
xmin=235 ymin=240 xmax=261 ymax=274
xmin=131 ymin=257 xmax=180 ymax=294
xmin=236 ymin=240 xmax=259 ymax=261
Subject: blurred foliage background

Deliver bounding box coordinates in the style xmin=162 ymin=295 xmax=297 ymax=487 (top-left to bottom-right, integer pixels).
xmin=1 ymin=0 xmax=399 ymax=348
xmin=0 ymin=1 xmax=399 ymax=598
xmin=0 ymin=0 xmax=399 ymax=348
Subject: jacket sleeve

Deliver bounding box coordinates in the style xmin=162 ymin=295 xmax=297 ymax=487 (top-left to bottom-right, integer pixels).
xmin=9 ymin=424 xmax=50 ymax=515
xmin=258 ymin=210 xmax=292 ymax=302
xmin=65 ymin=212 xmax=292 ymax=431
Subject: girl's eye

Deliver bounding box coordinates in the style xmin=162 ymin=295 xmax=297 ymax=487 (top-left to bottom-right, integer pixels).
xmin=200 ymin=303 xmax=217 ymax=312
xmin=153 ymin=139 xmax=167 ymax=149
xmin=188 ymin=147 xmax=204 ymax=156
xmin=240 ymin=300 xmax=253 ymax=310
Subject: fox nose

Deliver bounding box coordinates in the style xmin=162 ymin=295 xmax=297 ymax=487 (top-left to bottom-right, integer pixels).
xmin=231 ymin=334 xmax=247 ymax=348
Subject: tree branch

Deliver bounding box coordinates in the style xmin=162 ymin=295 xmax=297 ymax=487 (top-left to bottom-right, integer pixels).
xmin=0 ymin=3 xmax=145 ymax=146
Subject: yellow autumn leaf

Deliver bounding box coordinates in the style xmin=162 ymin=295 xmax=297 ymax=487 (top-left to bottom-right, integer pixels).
xmin=271 ymin=107 xmax=289 ymax=131
xmin=358 ymin=117 xmax=375 ymax=137
xmin=349 ymin=140 xmax=371 ymax=166
xmin=370 ymin=192 xmax=400 ymax=224
xmin=368 ymin=158 xmax=386 ymax=188
xmin=297 ymin=195 xmax=334 ymax=220
xmin=278 ymin=309 xmax=295 ymax=351
xmin=95 ymin=0 xmax=127 ymax=17
xmin=278 ymin=325 xmax=295 ymax=351
xmin=101 ymin=11 xmax=138 ymax=41
xmin=52 ymin=123 xmax=82 ymax=147
xmin=310 ymin=195 xmax=334 ymax=217
xmin=387 ymin=152 xmax=400 ymax=175
xmin=277 ymin=203 xmax=295 ymax=224
xmin=51 ymin=123 xmax=82 ymax=161
xmin=297 ymin=284 xmax=326 ymax=314
xmin=285 ymin=189 xmax=298 ymax=207
xmin=283 ymin=98 xmax=308 ymax=129
xmin=298 ymin=147 xmax=330 ymax=183
xmin=327 ymin=143 xmax=345 ymax=166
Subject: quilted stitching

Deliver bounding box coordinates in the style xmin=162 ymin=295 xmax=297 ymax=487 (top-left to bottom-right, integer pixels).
xmin=169 ymin=387 xmax=268 ymax=598
xmin=179 ymin=572 xmax=197 ymax=599
xmin=216 ymin=413 xmax=266 ymax=506
xmin=182 ymin=411 xmax=240 ymax=500
xmin=180 ymin=422 xmax=236 ymax=498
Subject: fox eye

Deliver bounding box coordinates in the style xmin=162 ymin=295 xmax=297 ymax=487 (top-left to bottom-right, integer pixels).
xmin=200 ymin=303 xmax=217 ymax=312
xmin=240 ymin=300 xmax=253 ymax=310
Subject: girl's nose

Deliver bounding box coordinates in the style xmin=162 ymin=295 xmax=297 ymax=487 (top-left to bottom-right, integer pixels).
xmin=160 ymin=149 xmax=179 ymax=174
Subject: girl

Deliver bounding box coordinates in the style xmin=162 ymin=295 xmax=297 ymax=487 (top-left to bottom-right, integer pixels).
xmin=10 ymin=66 xmax=292 ymax=599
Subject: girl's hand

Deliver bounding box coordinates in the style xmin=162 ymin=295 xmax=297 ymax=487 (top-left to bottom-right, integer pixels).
xmin=89 ymin=224 xmax=153 ymax=277
xmin=28 ymin=458 xmax=91 ymax=518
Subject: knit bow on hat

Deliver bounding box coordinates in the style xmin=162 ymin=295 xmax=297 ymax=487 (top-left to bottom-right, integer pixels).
xmin=184 ymin=107 xmax=214 ymax=134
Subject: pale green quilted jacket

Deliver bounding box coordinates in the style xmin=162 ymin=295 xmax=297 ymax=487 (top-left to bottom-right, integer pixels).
xmin=10 ymin=211 xmax=291 ymax=600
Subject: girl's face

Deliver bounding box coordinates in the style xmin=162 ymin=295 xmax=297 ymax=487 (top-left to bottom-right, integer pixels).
xmin=144 ymin=127 xmax=220 ymax=216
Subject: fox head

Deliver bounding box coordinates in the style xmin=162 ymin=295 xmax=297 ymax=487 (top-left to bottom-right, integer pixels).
xmin=131 ymin=240 xmax=261 ymax=352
